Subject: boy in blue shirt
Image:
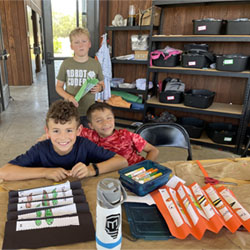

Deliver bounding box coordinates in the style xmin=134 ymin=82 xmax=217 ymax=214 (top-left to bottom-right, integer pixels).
xmin=0 ymin=100 xmax=128 ymax=182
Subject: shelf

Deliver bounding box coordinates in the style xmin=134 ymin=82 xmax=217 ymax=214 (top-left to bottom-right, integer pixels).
xmin=149 ymin=66 xmax=250 ymax=78
xmin=111 ymin=106 xmax=144 ymax=113
xmin=111 ymin=87 xmax=146 ymax=94
xmin=146 ymin=96 xmax=243 ymax=118
xmin=111 ymin=59 xmax=148 ymax=65
xmin=190 ymin=132 xmax=236 ymax=152
xmin=153 ymin=0 xmax=247 ymax=6
xmin=152 ymin=35 xmax=250 ymax=42
xmin=106 ymin=26 xmax=152 ymax=31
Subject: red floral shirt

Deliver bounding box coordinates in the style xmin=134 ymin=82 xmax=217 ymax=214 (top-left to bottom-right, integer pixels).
xmin=80 ymin=128 xmax=147 ymax=165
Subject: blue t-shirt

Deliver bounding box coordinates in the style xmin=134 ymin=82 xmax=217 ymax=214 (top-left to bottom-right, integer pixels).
xmin=9 ymin=137 xmax=116 ymax=170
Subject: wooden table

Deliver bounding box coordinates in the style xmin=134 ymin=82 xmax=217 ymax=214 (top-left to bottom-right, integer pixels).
xmin=1 ymin=158 xmax=250 ymax=249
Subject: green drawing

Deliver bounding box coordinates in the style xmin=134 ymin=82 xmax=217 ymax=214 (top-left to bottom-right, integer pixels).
xmin=52 ymin=199 xmax=58 ymax=206
xmin=35 ymin=220 xmax=42 ymax=226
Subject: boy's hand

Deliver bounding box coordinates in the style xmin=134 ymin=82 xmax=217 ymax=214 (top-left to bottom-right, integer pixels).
xmin=70 ymin=162 xmax=92 ymax=179
xmin=44 ymin=168 xmax=69 ymax=182
xmin=67 ymin=95 xmax=79 ymax=107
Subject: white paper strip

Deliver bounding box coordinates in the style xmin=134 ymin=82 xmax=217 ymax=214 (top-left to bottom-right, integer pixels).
xmin=17 ymin=189 xmax=73 ymax=203
xmin=17 ymin=204 xmax=77 ymax=220
xmin=16 ymin=215 xmax=79 ymax=231
xmin=18 ymin=181 xmax=71 ymax=197
xmin=17 ymin=197 xmax=74 ymax=211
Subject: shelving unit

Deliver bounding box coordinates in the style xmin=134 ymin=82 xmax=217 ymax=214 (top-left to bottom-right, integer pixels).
xmin=105 ymin=25 xmax=155 ymax=127
xmin=145 ymin=0 xmax=250 ymax=153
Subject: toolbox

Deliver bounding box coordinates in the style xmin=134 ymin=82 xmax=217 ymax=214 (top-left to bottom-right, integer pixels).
xmin=216 ymin=54 xmax=249 ymax=72
xmin=178 ymin=117 xmax=205 ymax=138
xmin=193 ymin=18 xmax=223 ymax=35
xmin=206 ymin=122 xmax=238 ymax=145
xmin=184 ymin=89 xmax=215 ymax=109
xmin=119 ymin=160 xmax=172 ymax=196
xmin=123 ymin=202 xmax=174 ymax=240
xmin=226 ymin=18 xmax=250 ymax=35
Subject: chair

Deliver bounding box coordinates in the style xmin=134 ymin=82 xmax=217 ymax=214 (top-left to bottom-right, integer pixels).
xmin=135 ymin=122 xmax=192 ymax=160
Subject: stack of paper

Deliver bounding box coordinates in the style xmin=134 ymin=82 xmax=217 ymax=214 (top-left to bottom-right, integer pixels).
xmin=2 ymin=181 xmax=95 ymax=249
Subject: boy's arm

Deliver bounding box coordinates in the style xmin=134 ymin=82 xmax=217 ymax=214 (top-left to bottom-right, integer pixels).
xmin=92 ymin=154 xmax=128 ymax=175
xmin=142 ymin=142 xmax=159 ymax=162
xmin=0 ymin=163 xmax=69 ymax=182
xmin=56 ymin=80 xmax=79 ymax=107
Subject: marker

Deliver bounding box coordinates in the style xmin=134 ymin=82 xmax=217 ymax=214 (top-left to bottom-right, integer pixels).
xmin=134 ymin=168 xmax=158 ymax=180
xmin=125 ymin=167 xmax=146 ymax=178
xmin=139 ymin=172 xmax=163 ymax=184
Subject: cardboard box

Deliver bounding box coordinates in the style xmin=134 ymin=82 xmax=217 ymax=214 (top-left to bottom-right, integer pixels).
xmin=139 ymin=6 xmax=161 ymax=26
xmin=134 ymin=50 xmax=148 ymax=60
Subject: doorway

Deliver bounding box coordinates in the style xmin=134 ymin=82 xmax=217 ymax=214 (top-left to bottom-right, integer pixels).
xmin=42 ymin=0 xmax=99 ymax=105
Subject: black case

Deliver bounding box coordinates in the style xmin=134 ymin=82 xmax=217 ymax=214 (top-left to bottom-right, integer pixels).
xmin=178 ymin=117 xmax=205 ymax=138
xmin=182 ymin=53 xmax=210 ymax=68
xmin=152 ymin=53 xmax=180 ymax=67
xmin=206 ymin=122 xmax=238 ymax=145
xmin=184 ymin=89 xmax=215 ymax=109
xmin=193 ymin=18 xmax=223 ymax=35
xmin=226 ymin=18 xmax=250 ymax=35
xmin=159 ymin=78 xmax=185 ymax=104
xmin=216 ymin=54 xmax=249 ymax=72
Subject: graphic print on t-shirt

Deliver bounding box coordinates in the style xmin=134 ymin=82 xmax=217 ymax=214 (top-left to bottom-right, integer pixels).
xmin=66 ymin=69 xmax=96 ymax=87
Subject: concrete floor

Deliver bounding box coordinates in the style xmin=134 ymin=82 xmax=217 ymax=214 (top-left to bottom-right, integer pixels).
xmin=0 ymin=66 xmax=239 ymax=168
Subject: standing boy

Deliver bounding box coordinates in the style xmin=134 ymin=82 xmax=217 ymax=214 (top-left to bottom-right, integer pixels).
xmin=80 ymin=102 xmax=159 ymax=165
xmin=0 ymin=100 xmax=128 ymax=182
xmin=56 ymin=27 xmax=104 ymax=126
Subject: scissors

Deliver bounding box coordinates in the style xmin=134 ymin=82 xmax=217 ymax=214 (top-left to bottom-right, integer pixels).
xmin=196 ymin=160 xmax=237 ymax=186
xmin=204 ymin=176 xmax=237 ymax=186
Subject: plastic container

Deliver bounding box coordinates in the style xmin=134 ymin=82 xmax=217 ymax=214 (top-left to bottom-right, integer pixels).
xmin=111 ymin=78 xmax=124 ymax=88
xmin=182 ymin=53 xmax=211 ymax=69
xmin=152 ymin=54 xmax=180 ymax=67
xmin=178 ymin=117 xmax=205 ymax=138
xmin=193 ymin=18 xmax=223 ymax=35
xmin=159 ymin=90 xmax=183 ymax=104
xmin=184 ymin=89 xmax=215 ymax=109
xmin=216 ymin=54 xmax=249 ymax=72
xmin=206 ymin=122 xmax=238 ymax=145
xmin=123 ymin=202 xmax=174 ymax=240
xmin=118 ymin=160 xmax=172 ymax=196
xmin=226 ymin=18 xmax=250 ymax=35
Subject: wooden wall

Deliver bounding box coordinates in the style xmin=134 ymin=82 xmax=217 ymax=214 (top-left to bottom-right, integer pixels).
xmin=0 ymin=0 xmax=42 ymax=86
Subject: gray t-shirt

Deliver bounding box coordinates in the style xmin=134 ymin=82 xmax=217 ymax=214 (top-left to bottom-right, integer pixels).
xmin=57 ymin=57 xmax=104 ymax=115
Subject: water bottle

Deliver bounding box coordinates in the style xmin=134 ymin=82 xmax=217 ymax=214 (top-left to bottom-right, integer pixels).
xmin=96 ymin=178 xmax=127 ymax=250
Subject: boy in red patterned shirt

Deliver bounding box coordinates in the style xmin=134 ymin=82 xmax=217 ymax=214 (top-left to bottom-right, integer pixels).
xmin=80 ymin=102 xmax=159 ymax=165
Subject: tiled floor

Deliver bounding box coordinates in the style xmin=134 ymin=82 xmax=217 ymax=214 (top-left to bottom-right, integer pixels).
xmin=0 ymin=66 xmax=239 ymax=168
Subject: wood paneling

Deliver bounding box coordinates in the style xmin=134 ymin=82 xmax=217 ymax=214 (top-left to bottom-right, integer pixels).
xmin=0 ymin=0 xmax=42 ymax=86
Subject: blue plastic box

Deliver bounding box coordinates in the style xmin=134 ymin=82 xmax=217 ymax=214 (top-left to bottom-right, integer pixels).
xmin=118 ymin=160 xmax=172 ymax=196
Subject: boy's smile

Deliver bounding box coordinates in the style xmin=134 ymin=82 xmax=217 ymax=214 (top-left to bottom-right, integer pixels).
xmin=89 ymin=109 xmax=115 ymax=138
xmin=45 ymin=118 xmax=81 ymax=155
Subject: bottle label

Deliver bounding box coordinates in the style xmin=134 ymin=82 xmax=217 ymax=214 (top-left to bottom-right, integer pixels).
xmin=96 ymin=204 xmax=122 ymax=249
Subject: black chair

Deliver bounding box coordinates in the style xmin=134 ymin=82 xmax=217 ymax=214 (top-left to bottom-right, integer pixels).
xmin=135 ymin=122 xmax=192 ymax=160
xmin=241 ymin=136 xmax=250 ymax=157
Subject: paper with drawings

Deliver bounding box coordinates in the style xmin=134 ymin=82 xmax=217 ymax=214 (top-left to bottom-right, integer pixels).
xmin=17 ymin=197 xmax=74 ymax=211
xmin=16 ymin=216 xmax=79 ymax=231
xmin=18 ymin=181 xmax=71 ymax=197
xmin=17 ymin=203 xmax=77 ymax=220
xmin=17 ymin=189 xmax=73 ymax=203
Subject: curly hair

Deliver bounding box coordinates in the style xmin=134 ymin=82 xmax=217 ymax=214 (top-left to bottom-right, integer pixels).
xmin=46 ymin=100 xmax=80 ymax=126
xmin=86 ymin=102 xmax=114 ymax=122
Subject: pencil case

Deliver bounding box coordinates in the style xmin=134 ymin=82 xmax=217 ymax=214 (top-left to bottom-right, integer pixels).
xmin=118 ymin=160 xmax=172 ymax=196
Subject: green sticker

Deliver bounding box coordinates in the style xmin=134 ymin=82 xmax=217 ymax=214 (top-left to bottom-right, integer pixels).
xmin=223 ymin=59 xmax=233 ymax=65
